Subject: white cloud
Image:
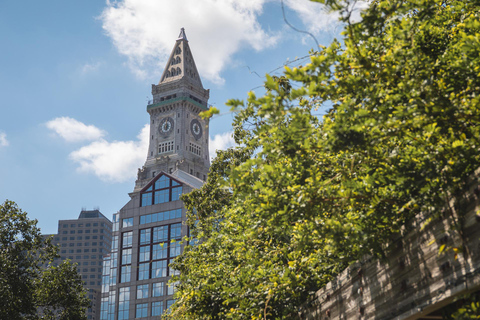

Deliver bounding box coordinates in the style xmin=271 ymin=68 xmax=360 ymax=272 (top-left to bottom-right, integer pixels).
xmin=100 ymin=0 xmax=278 ymax=84
xmin=284 ymin=0 xmax=368 ymax=36
xmin=0 ymin=132 xmax=9 ymax=147
xmin=209 ymin=131 xmax=236 ymax=160
xmin=81 ymin=62 xmax=102 ymax=75
xmin=46 ymin=117 xmax=106 ymax=143
xmin=69 ymin=125 xmax=149 ymax=183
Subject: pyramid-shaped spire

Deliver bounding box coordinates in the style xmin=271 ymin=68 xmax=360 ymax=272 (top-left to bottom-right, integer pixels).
xmin=159 ymin=28 xmax=203 ymax=87
xmin=177 ymin=27 xmax=187 ymax=41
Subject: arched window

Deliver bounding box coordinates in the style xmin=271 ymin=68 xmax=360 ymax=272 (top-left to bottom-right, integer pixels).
xmin=176 ymin=68 xmax=181 ymax=75
xmin=171 ymin=68 xmax=176 ymax=76
xmin=176 ymin=57 xmax=181 ymax=64
xmin=175 ymin=47 xmax=181 ymax=54
xmin=165 ymin=71 xmax=170 ymax=78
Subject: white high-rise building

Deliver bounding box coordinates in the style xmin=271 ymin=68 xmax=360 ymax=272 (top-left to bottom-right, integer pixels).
xmin=100 ymin=28 xmax=211 ymax=320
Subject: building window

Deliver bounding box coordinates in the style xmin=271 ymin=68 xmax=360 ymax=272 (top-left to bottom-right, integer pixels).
xmin=138 ymin=263 xmax=149 ymax=281
xmin=139 ymin=246 xmax=150 ymax=262
xmin=152 ymin=282 xmax=164 ymax=297
xmin=122 ymin=218 xmax=133 ymax=228
xmin=140 ymin=209 xmax=182 ymax=224
xmin=137 ymin=284 xmax=149 ymax=299
xmin=189 ymin=142 xmax=201 ymax=156
xmin=120 ymin=265 xmax=131 ymax=283
xmin=118 ymin=287 xmax=130 ymax=320
xmin=140 ymin=229 xmax=151 ymax=245
xmin=152 ymin=260 xmax=167 ymax=278
xmin=137 ymin=223 xmax=182 ymax=281
xmin=140 ymin=175 xmax=183 ymax=207
xmin=158 ymin=141 xmax=174 ymax=154
xmin=168 ymin=281 xmax=179 ymax=295
xmin=100 ymin=296 xmax=108 ymax=320
xmin=152 ymin=301 xmax=164 ymax=317
xmin=112 ymin=235 xmax=118 ymax=250
xmin=122 ymin=231 xmax=133 ymax=248
xmin=170 ymin=242 xmax=181 ymax=257
xmin=166 ymin=299 xmax=175 ymax=310
xmin=122 ymin=248 xmax=132 ymax=264
xmin=136 ymin=303 xmax=148 ymax=318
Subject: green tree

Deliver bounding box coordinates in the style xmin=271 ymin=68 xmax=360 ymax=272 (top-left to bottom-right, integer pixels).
xmin=169 ymin=0 xmax=480 ymax=318
xmin=0 ymin=200 xmax=90 ymax=319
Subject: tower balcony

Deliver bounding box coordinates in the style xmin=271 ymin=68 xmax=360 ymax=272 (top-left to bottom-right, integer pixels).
xmin=147 ymin=95 xmax=208 ymax=111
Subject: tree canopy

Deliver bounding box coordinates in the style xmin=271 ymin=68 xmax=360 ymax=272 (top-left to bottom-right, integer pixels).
xmin=169 ymin=0 xmax=480 ymax=318
xmin=0 ymin=200 xmax=90 ymax=319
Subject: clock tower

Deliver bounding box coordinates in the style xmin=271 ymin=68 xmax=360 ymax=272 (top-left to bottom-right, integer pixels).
xmin=134 ymin=28 xmax=210 ymax=191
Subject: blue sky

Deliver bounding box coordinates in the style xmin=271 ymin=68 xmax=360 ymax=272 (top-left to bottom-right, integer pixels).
xmin=0 ymin=0 xmax=363 ymax=234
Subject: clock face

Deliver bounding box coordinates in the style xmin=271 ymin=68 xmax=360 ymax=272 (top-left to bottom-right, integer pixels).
xmin=190 ymin=119 xmax=202 ymax=140
xmin=158 ymin=117 xmax=174 ymax=136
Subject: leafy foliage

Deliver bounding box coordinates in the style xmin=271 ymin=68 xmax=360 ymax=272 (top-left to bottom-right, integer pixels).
xmin=444 ymin=293 xmax=480 ymax=319
xmin=169 ymin=0 xmax=480 ymax=318
xmin=0 ymin=200 xmax=90 ymax=319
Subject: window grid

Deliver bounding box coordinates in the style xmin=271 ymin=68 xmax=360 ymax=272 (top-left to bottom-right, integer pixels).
xmin=189 ymin=142 xmax=201 ymax=156
xmin=139 ymin=209 xmax=182 ymax=225
xmin=140 ymin=175 xmax=183 ymax=207
xmin=136 ymin=303 xmax=148 ymax=318
xmin=152 ymin=301 xmax=164 ymax=317
xmin=158 ymin=141 xmax=174 ymax=154
xmin=137 ymin=223 xmax=182 ymax=281
xmin=120 ymin=231 xmax=133 ymax=283
xmin=118 ymin=287 xmax=130 ymax=320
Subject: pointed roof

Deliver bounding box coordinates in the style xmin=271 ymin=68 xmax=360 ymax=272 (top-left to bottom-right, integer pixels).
xmin=177 ymin=27 xmax=187 ymax=41
xmin=139 ymin=169 xmax=204 ymax=193
xmin=159 ymin=28 xmax=203 ymax=87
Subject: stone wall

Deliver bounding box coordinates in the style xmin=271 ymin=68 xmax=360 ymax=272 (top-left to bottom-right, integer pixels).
xmin=299 ymin=180 xmax=480 ymax=319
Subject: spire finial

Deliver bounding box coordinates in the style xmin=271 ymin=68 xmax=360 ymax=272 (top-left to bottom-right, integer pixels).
xmin=177 ymin=27 xmax=187 ymax=41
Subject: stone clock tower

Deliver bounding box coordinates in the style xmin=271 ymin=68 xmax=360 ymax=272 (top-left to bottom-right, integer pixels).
xmin=101 ymin=29 xmax=213 ymax=320
xmin=134 ymin=28 xmax=210 ymax=191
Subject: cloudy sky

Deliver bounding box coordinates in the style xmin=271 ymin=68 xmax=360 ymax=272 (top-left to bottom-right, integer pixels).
xmin=0 ymin=0 xmax=361 ymax=234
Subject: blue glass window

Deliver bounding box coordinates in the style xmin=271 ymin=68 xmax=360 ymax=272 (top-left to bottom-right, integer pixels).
xmin=140 ymin=209 xmax=182 ymax=225
xmin=122 ymin=231 xmax=133 ymax=248
xmin=152 ymin=282 xmax=164 ymax=297
xmin=140 ymin=229 xmax=151 ymax=245
xmin=154 ymin=189 xmax=169 ymax=204
xmin=118 ymin=287 xmax=130 ymax=320
xmin=152 ymin=260 xmax=167 ymax=278
xmin=152 ymin=302 xmax=163 ymax=317
xmin=139 ymin=246 xmax=150 ymax=262
xmin=120 ymin=265 xmax=131 ymax=283
xmin=171 ymin=223 xmax=181 ymax=239
xmin=138 ymin=263 xmax=149 ymax=281
xmin=140 ymin=174 xmax=183 ymax=207
xmin=152 ymin=243 xmax=168 ymax=260
xmin=166 ymin=299 xmax=175 ymax=310
xmin=155 ymin=175 xmax=170 ymax=189
xmin=122 ymin=218 xmax=133 ymax=228
xmin=170 ymin=242 xmax=181 ymax=257
xmin=137 ymin=284 xmax=149 ymax=299
xmin=171 ymin=187 xmax=183 ymax=201
xmin=153 ymin=226 xmax=168 ymax=243
xmin=136 ymin=303 xmax=148 ymax=318
xmin=141 ymin=193 xmax=152 ymax=207
xmin=121 ymin=249 xmax=132 ymax=264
